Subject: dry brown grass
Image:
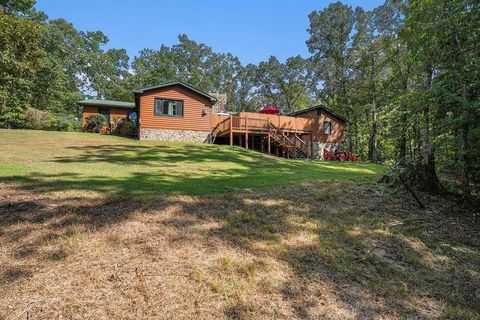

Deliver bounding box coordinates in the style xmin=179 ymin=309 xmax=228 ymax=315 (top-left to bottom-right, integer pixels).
xmin=1 ymin=181 xmax=479 ymax=319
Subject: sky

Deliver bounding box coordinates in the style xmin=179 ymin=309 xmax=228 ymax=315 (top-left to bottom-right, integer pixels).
xmin=35 ymin=0 xmax=384 ymax=65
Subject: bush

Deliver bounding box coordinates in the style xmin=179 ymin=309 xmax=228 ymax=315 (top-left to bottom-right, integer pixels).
xmin=85 ymin=113 xmax=107 ymax=133
xmin=50 ymin=115 xmax=82 ymax=132
xmin=125 ymin=121 xmax=137 ymax=137
xmin=64 ymin=118 xmax=82 ymax=132
xmin=23 ymin=108 xmax=53 ymax=130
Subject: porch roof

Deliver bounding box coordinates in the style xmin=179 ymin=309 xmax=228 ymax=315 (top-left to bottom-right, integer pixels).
xmin=77 ymin=99 xmax=136 ymax=109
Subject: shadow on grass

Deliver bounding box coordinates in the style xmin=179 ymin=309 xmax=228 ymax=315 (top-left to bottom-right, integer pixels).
xmin=1 ymin=179 xmax=478 ymax=318
xmin=3 ymin=144 xmax=382 ymax=196
xmin=2 ymin=143 xmax=477 ymax=318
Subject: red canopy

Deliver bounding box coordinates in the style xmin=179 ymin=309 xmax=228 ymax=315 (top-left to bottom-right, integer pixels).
xmin=258 ymin=105 xmax=280 ymax=114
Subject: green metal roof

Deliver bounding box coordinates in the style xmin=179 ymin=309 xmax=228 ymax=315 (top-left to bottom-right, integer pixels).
xmin=133 ymin=80 xmax=217 ymax=102
xmin=77 ymin=99 xmax=136 ymax=109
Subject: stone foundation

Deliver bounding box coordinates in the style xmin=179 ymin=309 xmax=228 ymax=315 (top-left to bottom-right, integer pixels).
xmin=312 ymin=142 xmax=343 ymax=159
xmin=139 ymin=128 xmax=211 ymax=143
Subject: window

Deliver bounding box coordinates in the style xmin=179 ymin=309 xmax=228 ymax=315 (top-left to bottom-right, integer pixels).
xmin=127 ymin=111 xmax=137 ymax=124
xmin=323 ymin=121 xmax=332 ymax=135
xmin=154 ymin=98 xmax=184 ymax=117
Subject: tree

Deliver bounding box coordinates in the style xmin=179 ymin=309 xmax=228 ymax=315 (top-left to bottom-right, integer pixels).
xmin=131 ymin=35 xmax=247 ymax=111
xmin=307 ymin=2 xmax=355 ymax=150
xmin=30 ymin=18 xmax=84 ymax=119
xmin=405 ymin=0 xmax=480 ymax=199
xmin=349 ymin=2 xmax=403 ymax=162
xmin=251 ymin=56 xmax=313 ymax=113
xmin=0 ymin=11 xmax=45 ymax=128
xmin=0 ymin=0 xmax=36 ymax=16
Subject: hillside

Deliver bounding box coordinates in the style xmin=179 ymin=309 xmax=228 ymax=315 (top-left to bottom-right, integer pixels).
xmin=0 ymin=130 xmax=478 ymax=319
xmin=0 ymin=130 xmax=383 ymax=197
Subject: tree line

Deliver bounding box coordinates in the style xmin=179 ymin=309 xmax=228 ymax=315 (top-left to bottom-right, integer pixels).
xmin=1 ymin=0 xmax=479 ymax=199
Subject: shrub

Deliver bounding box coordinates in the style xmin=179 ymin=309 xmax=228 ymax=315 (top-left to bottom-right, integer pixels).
xmin=125 ymin=121 xmax=137 ymax=137
xmin=23 ymin=108 xmax=53 ymax=130
xmin=50 ymin=115 xmax=82 ymax=132
xmin=85 ymin=113 xmax=107 ymax=133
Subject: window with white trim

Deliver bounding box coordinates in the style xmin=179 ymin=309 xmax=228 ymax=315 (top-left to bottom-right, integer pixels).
xmin=154 ymin=98 xmax=184 ymax=117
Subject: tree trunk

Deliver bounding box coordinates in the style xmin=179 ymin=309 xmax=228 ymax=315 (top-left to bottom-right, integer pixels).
xmin=399 ymin=114 xmax=407 ymax=160
xmin=341 ymin=77 xmax=352 ymax=151
xmin=369 ymin=97 xmax=378 ymax=162
xmin=459 ymin=125 xmax=471 ymax=200
xmin=398 ymin=72 xmax=409 ymax=160
xmin=368 ymin=56 xmax=378 ymax=163
xmin=451 ymin=25 xmax=472 ymax=201
xmin=417 ymin=65 xmax=443 ymax=193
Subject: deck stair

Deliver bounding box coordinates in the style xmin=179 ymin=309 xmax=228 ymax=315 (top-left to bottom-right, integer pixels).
xmin=268 ymin=124 xmax=309 ymax=159
xmin=209 ymin=115 xmax=311 ymax=159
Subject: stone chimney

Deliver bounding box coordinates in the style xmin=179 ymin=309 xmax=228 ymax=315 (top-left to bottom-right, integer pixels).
xmin=209 ymin=92 xmax=228 ymax=114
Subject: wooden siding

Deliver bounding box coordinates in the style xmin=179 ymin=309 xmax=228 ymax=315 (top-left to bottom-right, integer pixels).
xmin=82 ymin=106 xmax=128 ymax=132
xmin=296 ymin=109 xmax=344 ymax=143
xmin=139 ymin=84 xmax=213 ymax=131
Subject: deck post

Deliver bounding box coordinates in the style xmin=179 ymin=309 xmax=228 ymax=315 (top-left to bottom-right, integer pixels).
xmin=310 ymin=133 xmax=314 ymax=160
xmin=229 ymin=115 xmax=233 ymax=146
xmin=245 ymin=132 xmax=248 ymax=149
xmin=267 ymin=119 xmax=271 ymax=154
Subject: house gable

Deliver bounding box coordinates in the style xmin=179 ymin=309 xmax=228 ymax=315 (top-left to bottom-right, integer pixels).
xmin=291 ymin=106 xmax=345 ymax=143
xmin=136 ymin=83 xmax=214 ymax=132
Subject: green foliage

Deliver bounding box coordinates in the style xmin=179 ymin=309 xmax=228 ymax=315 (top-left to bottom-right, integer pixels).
xmin=1 ymin=0 xmax=478 ymax=197
xmin=23 ymin=107 xmax=52 ymax=130
xmin=132 ymin=34 xmax=246 ymax=111
xmin=125 ymin=122 xmax=137 ymax=137
xmin=0 ymin=0 xmax=36 ymax=16
xmin=0 ymin=11 xmax=45 ymax=128
xmin=251 ymin=56 xmax=314 ymax=113
xmin=85 ymin=113 xmax=107 ymax=133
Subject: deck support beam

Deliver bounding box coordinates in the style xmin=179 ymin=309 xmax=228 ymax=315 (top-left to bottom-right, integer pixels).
xmin=267 ymin=119 xmax=271 ymax=154
xmin=310 ymin=133 xmax=314 ymax=160
xmin=229 ymin=115 xmax=233 ymax=146
xmin=245 ymin=132 xmax=248 ymax=149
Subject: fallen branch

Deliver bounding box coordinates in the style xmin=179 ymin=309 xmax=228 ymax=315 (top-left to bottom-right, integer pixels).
xmin=398 ymin=174 xmax=425 ymax=209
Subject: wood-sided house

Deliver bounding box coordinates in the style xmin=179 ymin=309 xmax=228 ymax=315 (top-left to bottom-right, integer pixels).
xmin=79 ymin=81 xmax=217 ymax=141
xmin=78 ymin=81 xmax=346 ymax=159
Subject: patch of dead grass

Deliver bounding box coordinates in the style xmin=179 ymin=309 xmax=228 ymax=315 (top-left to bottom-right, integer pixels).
xmin=0 ymin=181 xmax=479 ymax=319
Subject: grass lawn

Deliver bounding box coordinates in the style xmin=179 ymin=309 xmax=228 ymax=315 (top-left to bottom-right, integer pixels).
xmin=0 ymin=129 xmax=384 ymax=197
xmin=1 ymin=130 xmax=478 ymax=319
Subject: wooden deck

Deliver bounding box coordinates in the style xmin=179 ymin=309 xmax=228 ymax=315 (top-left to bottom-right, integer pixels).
xmin=210 ymin=113 xmax=314 ymax=159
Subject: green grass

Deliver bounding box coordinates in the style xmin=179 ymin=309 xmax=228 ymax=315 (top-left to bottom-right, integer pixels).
xmin=0 ymin=129 xmax=385 ymax=197
xmin=1 ymin=130 xmax=479 ymax=319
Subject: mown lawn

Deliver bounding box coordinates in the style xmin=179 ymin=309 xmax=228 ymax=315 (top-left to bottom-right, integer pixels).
xmin=0 ymin=129 xmax=384 ymax=197
xmin=1 ymin=130 xmax=478 ymax=319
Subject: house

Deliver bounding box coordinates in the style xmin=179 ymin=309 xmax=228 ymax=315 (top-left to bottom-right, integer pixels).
xmin=78 ymin=81 xmax=345 ymax=159
xmin=78 ymin=99 xmax=136 ymax=134
xmin=79 ymin=81 xmax=217 ymax=141
xmin=290 ymin=105 xmax=346 ymax=158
